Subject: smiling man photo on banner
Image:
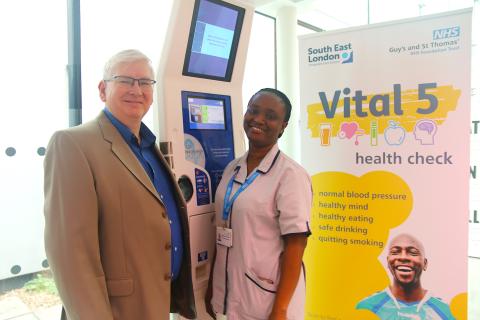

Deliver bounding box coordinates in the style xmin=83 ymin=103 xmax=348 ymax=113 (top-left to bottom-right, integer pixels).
xmin=356 ymin=233 xmax=454 ymax=319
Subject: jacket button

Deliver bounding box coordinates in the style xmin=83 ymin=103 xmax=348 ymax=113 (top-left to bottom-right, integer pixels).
xmin=164 ymin=273 xmax=172 ymax=281
xmin=165 ymin=242 xmax=171 ymax=250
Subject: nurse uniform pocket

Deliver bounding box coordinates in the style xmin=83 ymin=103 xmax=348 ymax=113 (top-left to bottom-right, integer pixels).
xmin=241 ymin=269 xmax=277 ymax=318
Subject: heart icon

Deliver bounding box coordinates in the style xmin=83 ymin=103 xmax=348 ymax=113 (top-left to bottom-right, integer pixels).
xmin=339 ymin=122 xmax=358 ymax=139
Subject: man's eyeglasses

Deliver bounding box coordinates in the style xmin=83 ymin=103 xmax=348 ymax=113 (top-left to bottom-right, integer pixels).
xmin=105 ymin=76 xmax=156 ymax=88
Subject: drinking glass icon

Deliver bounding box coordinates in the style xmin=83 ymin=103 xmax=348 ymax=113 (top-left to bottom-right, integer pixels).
xmin=319 ymin=123 xmax=332 ymax=146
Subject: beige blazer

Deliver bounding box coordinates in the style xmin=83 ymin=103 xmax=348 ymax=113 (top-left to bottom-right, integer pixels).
xmin=44 ymin=112 xmax=196 ymax=320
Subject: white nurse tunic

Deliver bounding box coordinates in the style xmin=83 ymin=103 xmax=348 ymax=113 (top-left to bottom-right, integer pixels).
xmin=211 ymin=144 xmax=312 ymax=320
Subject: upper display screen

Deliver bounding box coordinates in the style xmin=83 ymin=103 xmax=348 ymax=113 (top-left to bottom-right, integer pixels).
xmin=183 ymin=0 xmax=245 ymax=82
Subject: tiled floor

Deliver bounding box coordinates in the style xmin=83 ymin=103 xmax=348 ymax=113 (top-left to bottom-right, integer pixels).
xmin=0 ymin=296 xmax=61 ymax=320
xmin=1 ymin=258 xmax=479 ymax=320
xmin=469 ymin=257 xmax=480 ymax=319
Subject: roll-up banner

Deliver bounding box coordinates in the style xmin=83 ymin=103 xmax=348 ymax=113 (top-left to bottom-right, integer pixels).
xmin=299 ymin=9 xmax=472 ymax=320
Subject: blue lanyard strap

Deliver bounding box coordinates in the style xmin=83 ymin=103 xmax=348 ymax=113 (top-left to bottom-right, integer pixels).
xmin=222 ymin=168 xmax=260 ymax=221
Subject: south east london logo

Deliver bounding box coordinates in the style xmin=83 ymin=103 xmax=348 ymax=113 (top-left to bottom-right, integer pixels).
xmin=307 ymin=43 xmax=353 ymax=65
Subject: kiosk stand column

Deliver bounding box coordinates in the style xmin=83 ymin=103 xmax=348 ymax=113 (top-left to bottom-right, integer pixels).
xmin=155 ymin=0 xmax=253 ymax=318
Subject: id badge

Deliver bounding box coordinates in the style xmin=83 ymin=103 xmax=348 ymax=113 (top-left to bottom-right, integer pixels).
xmin=216 ymin=227 xmax=233 ymax=247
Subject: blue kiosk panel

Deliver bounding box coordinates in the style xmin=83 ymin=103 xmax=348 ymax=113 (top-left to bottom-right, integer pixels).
xmin=181 ymin=91 xmax=235 ymax=203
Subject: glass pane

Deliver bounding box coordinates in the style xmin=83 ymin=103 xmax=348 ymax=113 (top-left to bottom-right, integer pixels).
xmin=81 ymin=0 xmax=174 ymax=129
xmin=243 ymin=13 xmax=276 ymax=109
xmin=242 ymin=13 xmax=276 ymax=148
xmin=0 ymin=1 xmax=68 ymax=280
xmin=470 ymin=1 xmax=480 ymax=258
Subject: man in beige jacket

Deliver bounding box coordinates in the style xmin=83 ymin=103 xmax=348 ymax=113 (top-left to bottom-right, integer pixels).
xmin=44 ymin=49 xmax=196 ymax=320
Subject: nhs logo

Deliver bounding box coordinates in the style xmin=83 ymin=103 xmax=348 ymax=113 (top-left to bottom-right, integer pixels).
xmin=433 ymin=26 xmax=460 ymax=39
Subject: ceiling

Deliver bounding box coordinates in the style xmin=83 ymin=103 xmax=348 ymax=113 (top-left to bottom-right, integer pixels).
xmin=242 ymin=0 xmax=474 ymax=31
xmin=239 ymin=0 xmax=364 ymax=30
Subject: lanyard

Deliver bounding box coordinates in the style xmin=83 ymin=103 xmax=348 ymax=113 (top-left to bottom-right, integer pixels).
xmin=222 ymin=168 xmax=260 ymax=221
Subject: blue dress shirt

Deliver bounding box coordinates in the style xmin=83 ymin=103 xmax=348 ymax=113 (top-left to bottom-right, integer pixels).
xmin=104 ymin=108 xmax=184 ymax=280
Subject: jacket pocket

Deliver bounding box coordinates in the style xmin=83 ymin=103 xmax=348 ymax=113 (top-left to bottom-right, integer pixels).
xmin=106 ymin=278 xmax=134 ymax=297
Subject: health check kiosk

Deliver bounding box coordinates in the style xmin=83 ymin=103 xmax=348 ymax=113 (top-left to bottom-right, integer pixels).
xmin=155 ymin=0 xmax=253 ymax=318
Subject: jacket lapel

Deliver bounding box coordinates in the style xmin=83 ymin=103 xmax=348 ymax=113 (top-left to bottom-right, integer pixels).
xmin=97 ymin=113 xmax=161 ymax=203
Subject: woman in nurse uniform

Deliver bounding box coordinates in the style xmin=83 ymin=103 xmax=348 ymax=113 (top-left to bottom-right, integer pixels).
xmin=207 ymin=88 xmax=312 ymax=320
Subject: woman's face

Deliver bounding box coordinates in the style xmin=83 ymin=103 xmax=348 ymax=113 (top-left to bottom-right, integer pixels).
xmin=243 ymin=92 xmax=288 ymax=149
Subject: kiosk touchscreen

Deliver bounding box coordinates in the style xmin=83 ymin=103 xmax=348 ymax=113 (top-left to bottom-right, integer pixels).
xmin=156 ymin=0 xmax=253 ymax=318
xmin=181 ymin=91 xmax=235 ymax=201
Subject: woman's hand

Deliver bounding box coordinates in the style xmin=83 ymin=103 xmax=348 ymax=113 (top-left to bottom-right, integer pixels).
xmin=269 ymin=234 xmax=307 ymax=320
xmin=268 ymin=309 xmax=287 ymax=320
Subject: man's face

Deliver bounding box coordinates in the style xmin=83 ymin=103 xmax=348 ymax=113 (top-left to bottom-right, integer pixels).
xmin=387 ymin=235 xmax=427 ymax=288
xmin=98 ymin=60 xmax=154 ymax=127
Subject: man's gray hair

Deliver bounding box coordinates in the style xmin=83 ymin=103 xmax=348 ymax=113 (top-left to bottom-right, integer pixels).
xmin=103 ymin=49 xmax=154 ymax=79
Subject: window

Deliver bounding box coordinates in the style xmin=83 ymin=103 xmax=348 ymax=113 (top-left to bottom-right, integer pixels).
xmin=0 ymin=0 xmax=68 ymax=280
xmin=80 ymin=0 xmax=174 ymax=129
